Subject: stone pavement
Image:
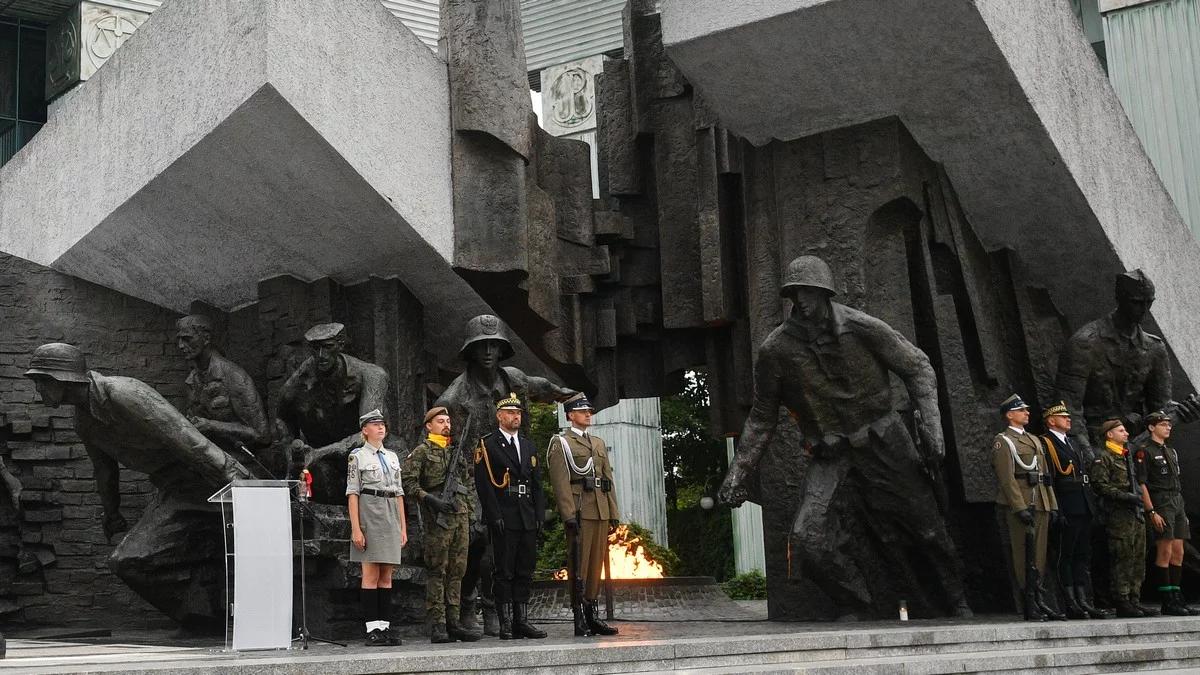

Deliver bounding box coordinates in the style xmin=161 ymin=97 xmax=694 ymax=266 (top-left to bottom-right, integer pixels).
xmin=5 ymin=614 xmax=1200 ymax=674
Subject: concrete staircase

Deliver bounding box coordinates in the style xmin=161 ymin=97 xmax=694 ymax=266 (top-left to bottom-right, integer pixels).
xmin=638 ymin=617 xmax=1200 ymax=674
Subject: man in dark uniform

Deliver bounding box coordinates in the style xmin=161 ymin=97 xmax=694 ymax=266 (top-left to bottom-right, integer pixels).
xmin=1041 ymin=401 xmax=1105 ymax=619
xmin=474 ymin=393 xmax=547 ymax=640
xmin=720 ymin=255 xmax=971 ymax=619
xmin=1056 ymin=269 xmax=1200 ymax=454
xmin=175 ymin=315 xmax=272 ymax=471
xmin=436 ymin=314 xmax=574 ymax=635
xmin=402 ymin=406 xmax=484 ymax=642
xmin=1090 ymin=418 xmax=1155 ymax=617
xmin=1135 ymin=411 xmax=1198 ymax=616
xmin=992 ymin=394 xmax=1062 ymax=621
xmin=24 ymin=343 xmax=251 ymax=628
xmin=280 ymin=323 xmax=389 ymax=501
xmin=547 ymin=393 xmax=620 ymax=637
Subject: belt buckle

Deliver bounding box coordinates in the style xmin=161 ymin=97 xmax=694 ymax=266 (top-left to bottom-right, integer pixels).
xmin=1082 ymin=475 xmax=1089 ymax=484
xmin=518 ymin=484 xmax=528 ymax=496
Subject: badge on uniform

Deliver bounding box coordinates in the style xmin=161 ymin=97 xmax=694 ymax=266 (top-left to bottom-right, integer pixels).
xmin=530 ymin=455 xmax=537 ymax=468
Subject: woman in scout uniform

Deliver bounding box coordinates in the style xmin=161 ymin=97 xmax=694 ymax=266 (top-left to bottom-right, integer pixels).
xmin=347 ymin=409 xmax=408 ymax=646
xmin=1135 ymin=410 xmax=1199 ymax=616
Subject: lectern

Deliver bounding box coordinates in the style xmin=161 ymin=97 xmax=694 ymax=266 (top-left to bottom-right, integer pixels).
xmin=208 ymin=479 xmax=296 ymax=651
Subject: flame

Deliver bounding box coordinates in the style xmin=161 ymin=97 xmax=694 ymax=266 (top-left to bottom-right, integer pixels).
xmin=553 ymin=524 xmax=665 ymax=580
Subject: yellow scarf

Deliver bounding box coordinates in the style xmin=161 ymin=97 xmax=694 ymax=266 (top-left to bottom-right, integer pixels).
xmin=1105 ymin=439 xmax=1127 ymax=456
xmin=428 ymin=433 xmax=450 ymax=448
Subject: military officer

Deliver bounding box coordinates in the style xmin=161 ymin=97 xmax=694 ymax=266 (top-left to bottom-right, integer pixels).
xmin=547 ymin=393 xmax=620 ymax=637
xmin=992 ymin=394 xmax=1062 ymax=620
xmin=402 ymin=406 xmax=483 ymax=643
xmin=1090 ymin=418 xmax=1154 ymax=617
xmin=1041 ymin=401 xmax=1107 ymax=619
xmin=1134 ymin=411 xmax=1198 ymax=616
xmin=474 ymin=393 xmax=547 ymax=640
xmin=346 ymin=409 xmax=408 ymax=646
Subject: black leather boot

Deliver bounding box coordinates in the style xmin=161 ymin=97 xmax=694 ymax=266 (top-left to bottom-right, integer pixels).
xmin=584 ymin=600 xmax=619 ymax=635
xmin=512 ymin=602 xmax=547 ymax=639
xmin=1174 ymin=590 xmax=1200 ymax=616
xmin=572 ymin=601 xmax=593 ymax=637
xmin=430 ymin=620 xmax=452 ymax=644
xmin=497 ymin=602 xmax=514 ymax=640
xmin=459 ymin=597 xmax=479 ymax=633
xmin=1061 ymin=586 xmax=1088 ymax=620
xmin=447 ymin=612 xmax=482 ymax=642
xmin=1115 ymin=596 xmax=1145 ymax=618
xmin=1074 ymin=586 xmax=1109 ymax=619
xmin=1034 ymin=578 xmax=1067 ymax=621
xmin=482 ymin=600 xmax=500 ymax=637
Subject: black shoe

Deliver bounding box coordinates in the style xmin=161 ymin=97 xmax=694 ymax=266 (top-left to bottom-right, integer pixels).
xmin=497 ymin=603 xmax=514 ymax=640
xmin=1115 ymin=598 xmax=1145 ymax=618
xmin=365 ymin=628 xmax=390 ymax=647
xmin=447 ymin=615 xmax=482 ymax=642
xmin=431 ymin=621 xmax=453 ymax=644
xmin=572 ymin=603 xmax=593 ymax=637
xmin=512 ymin=603 xmax=547 ymax=639
xmin=1074 ymin=586 xmax=1110 ymax=619
xmin=1061 ymin=587 xmax=1088 ymax=620
xmin=1173 ymin=590 xmax=1200 ymax=616
xmin=584 ymin=600 xmax=619 ymax=635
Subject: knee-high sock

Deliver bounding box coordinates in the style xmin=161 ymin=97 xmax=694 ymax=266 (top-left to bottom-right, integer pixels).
xmin=1171 ymin=564 xmax=1184 ymax=590
xmin=379 ymin=587 xmax=391 ymax=626
xmin=362 ymin=588 xmax=377 ymax=627
xmin=1156 ymin=565 xmax=1172 ymax=591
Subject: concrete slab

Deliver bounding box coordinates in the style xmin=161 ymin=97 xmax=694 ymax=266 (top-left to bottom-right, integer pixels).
xmin=660 ymin=0 xmax=1200 ymax=385
xmin=0 ymin=0 xmax=454 ymax=313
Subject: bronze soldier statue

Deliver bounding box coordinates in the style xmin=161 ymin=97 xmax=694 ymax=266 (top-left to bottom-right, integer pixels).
xmin=719 ymin=255 xmax=971 ymax=619
xmin=435 ymin=314 xmax=575 ymax=635
xmin=175 ymin=315 xmax=272 ymax=472
xmin=1056 ymin=269 xmax=1200 ymax=454
xmin=24 ymin=343 xmax=251 ymax=629
xmin=280 ymin=323 xmax=390 ymax=502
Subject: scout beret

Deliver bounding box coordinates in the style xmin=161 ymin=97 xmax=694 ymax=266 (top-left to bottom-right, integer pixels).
xmin=304 ymin=322 xmax=345 ymax=343
xmin=424 ymin=406 xmax=449 ymax=425
xmin=1146 ymin=410 xmax=1171 ymax=426
xmin=359 ymin=409 xmax=386 ymax=427
xmin=563 ymin=393 xmax=595 ymax=413
xmin=1100 ymin=418 xmax=1125 ymax=435
xmin=1042 ymin=401 xmax=1070 ymax=419
xmin=1000 ymin=394 xmax=1030 ymax=414
xmin=496 ymin=392 xmax=523 ymax=411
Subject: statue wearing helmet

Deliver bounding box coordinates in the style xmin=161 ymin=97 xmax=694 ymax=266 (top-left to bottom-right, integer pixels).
xmin=719 ymin=255 xmax=971 ymax=619
xmin=434 ymin=314 xmax=576 ymax=636
xmin=24 ymin=343 xmax=251 ymax=629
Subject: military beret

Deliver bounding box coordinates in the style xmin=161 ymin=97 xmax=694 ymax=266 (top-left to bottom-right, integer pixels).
xmin=359 ymin=409 xmax=386 ymax=427
xmin=1000 ymin=394 xmax=1030 ymax=414
xmin=496 ymin=392 xmax=523 ymax=411
xmin=424 ymin=406 xmax=449 ymax=425
xmin=1100 ymin=418 xmax=1125 ymax=435
xmin=304 ymin=322 xmax=345 ymax=342
xmin=1146 ymin=410 xmax=1171 ymax=426
xmin=563 ymin=393 xmax=595 ymax=413
xmin=1042 ymin=401 xmax=1070 ymax=419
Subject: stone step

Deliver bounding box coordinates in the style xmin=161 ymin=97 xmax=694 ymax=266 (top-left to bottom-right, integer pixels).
xmin=643 ymin=640 xmax=1200 ymax=674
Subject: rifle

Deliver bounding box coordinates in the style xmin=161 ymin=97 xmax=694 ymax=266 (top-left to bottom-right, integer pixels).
xmin=1123 ymin=445 xmax=1145 ymax=524
xmin=912 ymin=410 xmax=948 ymax=514
xmin=434 ymin=412 xmax=474 ymax=530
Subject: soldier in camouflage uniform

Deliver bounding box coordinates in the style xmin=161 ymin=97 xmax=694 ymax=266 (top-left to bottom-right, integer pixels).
xmin=402 ymin=406 xmax=483 ymax=643
xmin=1090 ymin=418 xmax=1155 ymax=617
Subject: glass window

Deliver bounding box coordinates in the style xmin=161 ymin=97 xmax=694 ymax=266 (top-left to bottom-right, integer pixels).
xmin=0 ymin=23 xmax=17 ymax=118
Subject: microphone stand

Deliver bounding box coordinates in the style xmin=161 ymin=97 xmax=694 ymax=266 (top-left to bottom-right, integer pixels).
xmin=238 ymin=445 xmax=346 ymax=649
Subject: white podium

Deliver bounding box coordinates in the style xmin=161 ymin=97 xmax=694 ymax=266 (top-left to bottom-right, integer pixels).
xmin=208 ymin=479 xmax=296 ymax=651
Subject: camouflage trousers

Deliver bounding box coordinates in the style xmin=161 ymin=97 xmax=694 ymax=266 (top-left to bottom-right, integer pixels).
xmin=1106 ymin=510 xmax=1147 ymax=599
xmin=422 ymin=507 xmax=470 ymax=623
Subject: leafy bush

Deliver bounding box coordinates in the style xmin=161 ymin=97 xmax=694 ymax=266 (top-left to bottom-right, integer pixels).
xmin=721 ymin=570 xmax=767 ymax=600
xmin=535 ymin=519 xmax=679 ymax=579
xmin=667 ymin=505 xmax=735 ymax=581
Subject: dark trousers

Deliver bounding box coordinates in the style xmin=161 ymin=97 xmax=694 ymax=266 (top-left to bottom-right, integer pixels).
xmin=461 ymin=528 xmax=495 ymax=608
xmin=493 ymin=528 xmax=537 ymax=603
xmin=1056 ymin=512 xmax=1093 ymax=587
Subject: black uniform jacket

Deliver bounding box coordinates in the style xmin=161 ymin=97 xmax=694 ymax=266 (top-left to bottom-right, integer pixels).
xmin=474 ymin=430 xmax=545 ymax=531
xmin=1042 ymin=432 xmax=1095 ymax=517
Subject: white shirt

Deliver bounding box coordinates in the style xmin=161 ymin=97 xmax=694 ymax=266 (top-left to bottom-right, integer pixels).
xmin=501 ymin=430 xmax=520 ymax=462
xmin=1048 ymin=429 xmax=1068 ymax=444
xmin=1008 ymin=426 xmax=1025 ymax=435
xmin=570 ymin=427 xmax=589 ymax=438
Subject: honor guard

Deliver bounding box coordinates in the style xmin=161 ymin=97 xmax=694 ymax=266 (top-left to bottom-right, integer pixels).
xmin=547 ymin=393 xmax=620 ymax=637
xmin=992 ymin=394 xmax=1062 ymax=621
xmin=1040 ymin=401 xmax=1106 ymax=619
xmin=1090 ymin=418 xmax=1155 ymax=617
xmin=346 ymin=409 xmax=408 ymax=646
xmin=402 ymin=407 xmax=483 ymax=643
xmin=1134 ymin=411 xmax=1199 ymax=616
xmin=473 ymin=393 xmax=547 ymax=640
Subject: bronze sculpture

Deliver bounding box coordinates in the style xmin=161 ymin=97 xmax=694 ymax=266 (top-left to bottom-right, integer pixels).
xmin=24 ymin=343 xmax=251 ymax=628
xmin=720 ymin=256 xmax=971 ymax=618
